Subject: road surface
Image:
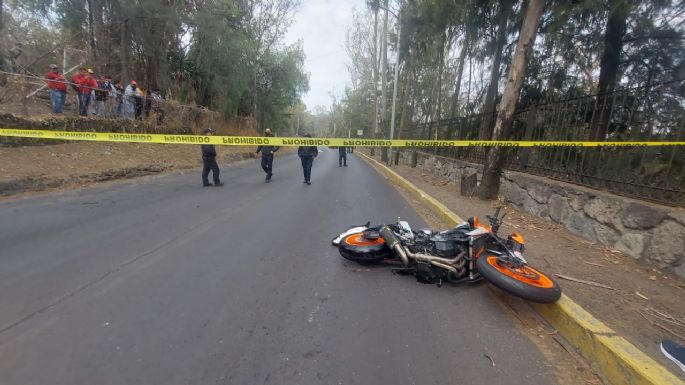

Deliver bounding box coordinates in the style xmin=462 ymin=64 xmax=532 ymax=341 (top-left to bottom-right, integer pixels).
xmin=0 ymin=149 xmax=556 ymax=385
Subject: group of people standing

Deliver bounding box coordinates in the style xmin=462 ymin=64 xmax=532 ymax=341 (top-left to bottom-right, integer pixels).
xmin=44 ymin=64 xmax=164 ymax=121
xmin=199 ymin=129 xmax=349 ymax=187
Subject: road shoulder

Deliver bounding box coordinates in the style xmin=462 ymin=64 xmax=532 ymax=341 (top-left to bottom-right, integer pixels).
xmin=358 ymin=150 xmax=685 ymax=385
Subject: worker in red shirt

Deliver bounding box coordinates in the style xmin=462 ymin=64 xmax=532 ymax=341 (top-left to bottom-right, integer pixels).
xmin=71 ymin=68 xmax=86 ymax=115
xmin=45 ymin=64 xmax=66 ymax=113
xmin=72 ymin=68 xmax=98 ymax=116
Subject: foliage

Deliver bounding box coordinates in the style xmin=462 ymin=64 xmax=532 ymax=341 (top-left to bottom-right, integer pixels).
xmin=340 ymin=0 xmax=684 ymax=140
xmin=1 ymin=0 xmax=309 ymax=129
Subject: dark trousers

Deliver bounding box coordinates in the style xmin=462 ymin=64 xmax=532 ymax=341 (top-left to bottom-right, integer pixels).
xmin=261 ymin=154 xmax=274 ymax=179
xmin=300 ymin=156 xmax=314 ymax=182
xmin=339 ymin=151 xmax=347 ymax=166
xmin=202 ymin=158 xmax=220 ymax=185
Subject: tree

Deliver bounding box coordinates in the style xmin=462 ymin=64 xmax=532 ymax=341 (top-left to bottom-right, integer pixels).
xmin=589 ymin=0 xmax=630 ymax=141
xmin=4 ymin=0 xmax=308 ymax=128
xmin=448 ymin=28 xmax=469 ymax=125
xmin=478 ymin=0 xmax=512 ymax=140
xmin=478 ymin=0 xmax=545 ymax=200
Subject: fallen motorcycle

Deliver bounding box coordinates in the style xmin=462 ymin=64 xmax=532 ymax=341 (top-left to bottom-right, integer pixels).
xmin=332 ymin=208 xmax=561 ymax=303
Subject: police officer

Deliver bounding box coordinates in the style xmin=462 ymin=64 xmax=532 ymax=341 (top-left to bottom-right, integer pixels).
xmin=201 ymin=128 xmax=223 ymax=187
xmin=298 ymin=134 xmax=318 ymax=185
xmin=338 ymin=146 xmax=347 ymax=167
xmin=256 ymin=128 xmax=279 ymax=182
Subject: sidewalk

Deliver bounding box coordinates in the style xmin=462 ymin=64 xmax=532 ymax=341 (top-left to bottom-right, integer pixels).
xmin=363 ymin=151 xmax=685 ymax=379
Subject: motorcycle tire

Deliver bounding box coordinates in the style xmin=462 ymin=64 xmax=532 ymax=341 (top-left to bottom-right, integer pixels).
xmin=338 ymin=232 xmax=391 ymax=263
xmin=476 ymin=254 xmax=561 ymax=304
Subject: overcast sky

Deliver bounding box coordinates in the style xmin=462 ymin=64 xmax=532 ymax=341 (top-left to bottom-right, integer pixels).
xmin=284 ymin=0 xmax=367 ymax=112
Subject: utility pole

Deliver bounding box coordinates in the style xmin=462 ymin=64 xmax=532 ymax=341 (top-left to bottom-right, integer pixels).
xmin=333 ymin=122 xmax=336 ymax=137
xmin=380 ymin=1 xmax=389 ymax=162
xmin=388 ymin=12 xmax=401 ymax=165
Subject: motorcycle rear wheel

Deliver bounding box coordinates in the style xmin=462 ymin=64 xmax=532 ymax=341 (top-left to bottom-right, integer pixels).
xmin=476 ymin=254 xmax=561 ymax=303
xmin=338 ymin=232 xmax=392 ymax=263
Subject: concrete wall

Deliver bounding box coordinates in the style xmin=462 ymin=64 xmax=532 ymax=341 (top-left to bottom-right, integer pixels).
xmin=395 ymin=150 xmax=685 ymax=279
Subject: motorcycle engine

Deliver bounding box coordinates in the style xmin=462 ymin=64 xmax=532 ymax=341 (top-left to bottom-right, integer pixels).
xmin=405 ymin=230 xmax=469 ymax=283
xmin=415 ymin=261 xmax=442 ymax=284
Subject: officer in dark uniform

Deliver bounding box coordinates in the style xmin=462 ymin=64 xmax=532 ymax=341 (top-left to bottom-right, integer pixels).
xmin=256 ymin=128 xmax=279 ymax=182
xmin=298 ymin=134 xmax=318 ymax=185
xmin=201 ymin=128 xmax=223 ymax=187
xmin=338 ymin=146 xmax=347 ymax=167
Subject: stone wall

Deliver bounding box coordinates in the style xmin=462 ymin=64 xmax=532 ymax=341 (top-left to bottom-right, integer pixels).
xmin=395 ymin=150 xmax=685 ymax=279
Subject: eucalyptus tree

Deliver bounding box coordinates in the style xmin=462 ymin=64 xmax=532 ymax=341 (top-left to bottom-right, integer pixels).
xmin=479 ymin=0 xmax=545 ymax=199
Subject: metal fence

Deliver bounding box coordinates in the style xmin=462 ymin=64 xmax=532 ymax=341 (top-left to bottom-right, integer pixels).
xmin=410 ymin=80 xmax=685 ymax=206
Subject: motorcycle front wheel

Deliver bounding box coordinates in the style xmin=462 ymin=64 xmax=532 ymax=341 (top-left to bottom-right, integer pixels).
xmin=338 ymin=232 xmax=392 ymax=263
xmin=476 ymin=254 xmax=561 ymax=303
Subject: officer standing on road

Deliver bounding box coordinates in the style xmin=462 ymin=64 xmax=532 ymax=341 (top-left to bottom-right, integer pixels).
xmin=338 ymin=146 xmax=347 ymax=167
xmin=256 ymin=128 xmax=279 ymax=183
xmin=201 ymin=128 xmax=223 ymax=187
xmin=298 ymin=134 xmax=318 ymax=185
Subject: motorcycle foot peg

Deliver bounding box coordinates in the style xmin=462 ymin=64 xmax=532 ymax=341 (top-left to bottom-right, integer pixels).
xmin=468 ymin=273 xmax=484 ymax=284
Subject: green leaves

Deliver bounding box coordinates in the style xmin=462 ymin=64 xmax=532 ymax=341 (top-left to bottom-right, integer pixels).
xmin=5 ymin=0 xmax=308 ymax=127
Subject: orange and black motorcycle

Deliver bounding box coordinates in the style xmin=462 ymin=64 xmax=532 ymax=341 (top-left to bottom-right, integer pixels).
xmin=332 ymin=208 xmax=561 ymax=303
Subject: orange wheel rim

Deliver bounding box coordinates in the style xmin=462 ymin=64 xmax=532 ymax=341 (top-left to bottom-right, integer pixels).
xmin=344 ymin=233 xmax=385 ymax=246
xmin=486 ymin=256 xmax=554 ymax=289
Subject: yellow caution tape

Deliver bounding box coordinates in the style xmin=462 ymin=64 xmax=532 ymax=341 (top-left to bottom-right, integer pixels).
xmin=1 ymin=128 xmax=684 ymax=147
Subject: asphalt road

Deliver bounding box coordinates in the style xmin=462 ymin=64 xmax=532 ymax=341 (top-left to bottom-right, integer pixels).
xmin=0 ymin=149 xmax=556 ymax=385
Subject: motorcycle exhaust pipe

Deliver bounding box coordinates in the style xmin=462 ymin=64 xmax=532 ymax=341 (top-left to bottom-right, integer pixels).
xmin=410 ymin=250 xmax=467 ymax=266
xmin=380 ymin=225 xmax=409 ymax=266
xmin=429 ymin=261 xmax=458 ymax=274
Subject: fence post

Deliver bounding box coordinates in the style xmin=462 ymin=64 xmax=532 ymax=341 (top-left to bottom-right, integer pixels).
xmin=411 ymin=150 xmax=418 ymax=168
xmin=519 ymin=104 xmax=537 ymax=169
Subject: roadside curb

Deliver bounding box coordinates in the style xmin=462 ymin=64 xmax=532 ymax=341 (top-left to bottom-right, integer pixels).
xmin=357 ymin=151 xmax=685 ymax=385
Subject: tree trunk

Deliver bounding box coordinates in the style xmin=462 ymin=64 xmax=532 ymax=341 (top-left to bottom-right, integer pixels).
xmin=120 ymin=18 xmax=129 ymax=84
xmin=448 ymin=30 xmax=469 ymax=123
xmin=433 ymin=33 xmax=445 ymax=142
xmin=479 ymin=0 xmax=512 ymax=140
xmin=425 ymin=82 xmax=435 ymax=140
xmin=373 ymin=8 xmax=379 ymax=137
xmin=253 ymin=69 xmax=259 ymax=128
xmin=399 ymin=57 xmax=413 ymax=140
xmin=478 ymin=0 xmax=545 ymax=200
xmin=91 ymin=0 xmax=105 ymax=72
xmin=589 ymin=0 xmax=629 ymax=141
xmin=146 ymin=16 xmax=169 ymax=90
xmin=86 ymin=0 xmax=98 ymax=64
xmin=0 ymin=0 xmax=4 ymax=32
xmin=380 ymin=2 xmax=389 ymax=162
xmin=370 ymin=8 xmax=379 ymax=155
